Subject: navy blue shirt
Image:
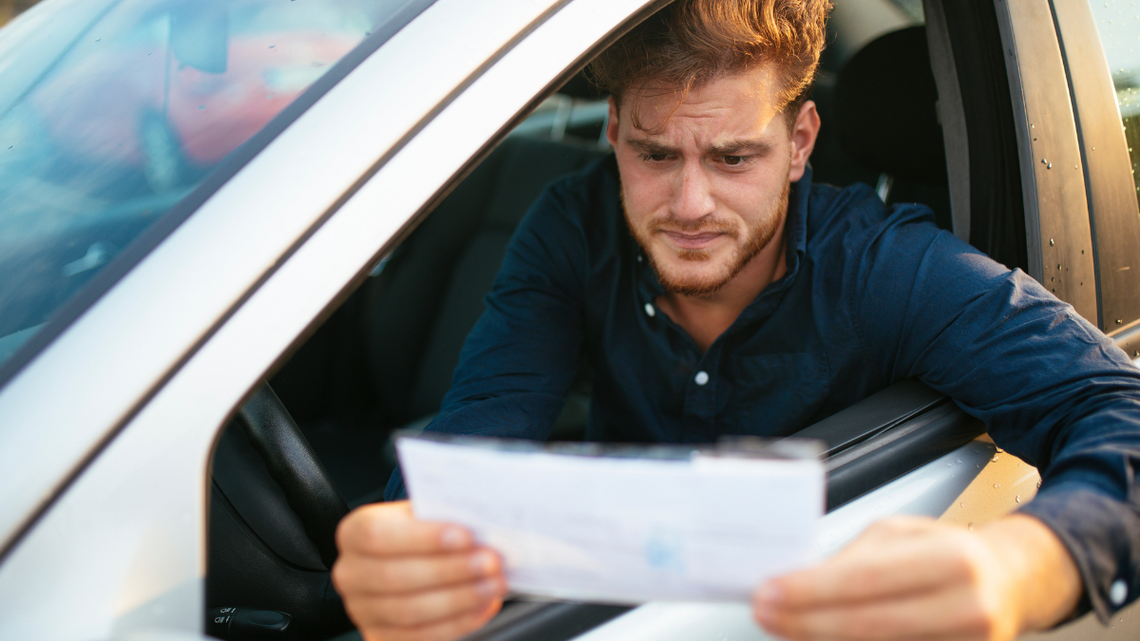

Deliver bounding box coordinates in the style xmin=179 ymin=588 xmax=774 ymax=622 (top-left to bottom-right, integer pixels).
xmin=387 ymin=156 xmax=1140 ymax=622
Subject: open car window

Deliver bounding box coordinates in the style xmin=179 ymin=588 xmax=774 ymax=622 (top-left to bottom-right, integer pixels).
xmin=213 ymin=3 xmax=1012 ymax=639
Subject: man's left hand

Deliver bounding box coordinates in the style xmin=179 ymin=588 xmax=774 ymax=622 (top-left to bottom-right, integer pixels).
xmin=752 ymin=514 xmax=1082 ymax=640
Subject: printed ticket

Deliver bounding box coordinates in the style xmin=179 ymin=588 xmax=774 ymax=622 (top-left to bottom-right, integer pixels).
xmin=396 ymin=435 xmax=825 ymax=604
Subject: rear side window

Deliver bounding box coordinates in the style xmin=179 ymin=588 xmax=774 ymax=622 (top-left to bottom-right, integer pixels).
xmin=1091 ymin=0 xmax=1140 ymax=208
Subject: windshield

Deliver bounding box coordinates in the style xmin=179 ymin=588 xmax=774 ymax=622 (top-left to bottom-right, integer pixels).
xmin=0 ymin=0 xmax=421 ymax=373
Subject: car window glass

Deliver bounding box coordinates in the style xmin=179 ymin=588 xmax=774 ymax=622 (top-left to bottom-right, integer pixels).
xmin=0 ymin=0 xmax=410 ymax=373
xmin=1091 ymin=0 xmax=1140 ymax=209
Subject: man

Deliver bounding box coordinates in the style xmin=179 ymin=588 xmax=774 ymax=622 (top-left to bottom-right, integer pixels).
xmin=331 ymin=1 xmax=1140 ymax=640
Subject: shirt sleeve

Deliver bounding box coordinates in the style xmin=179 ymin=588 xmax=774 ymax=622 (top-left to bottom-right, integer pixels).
xmin=385 ymin=180 xmax=589 ymax=501
xmin=846 ymin=204 xmax=1140 ymax=623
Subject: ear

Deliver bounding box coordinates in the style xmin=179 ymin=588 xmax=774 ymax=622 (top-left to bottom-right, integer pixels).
xmin=605 ymin=96 xmax=620 ymax=148
xmin=788 ymin=100 xmax=821 ymax=183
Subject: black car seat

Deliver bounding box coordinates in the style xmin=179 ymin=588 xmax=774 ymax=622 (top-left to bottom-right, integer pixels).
xmin=831 ymin=25 xmax=954 ymax=232
xmin=271 ymin=132 xmax=607 ymax=502
xmin=364 ymin=135 xmax=606 ymax=427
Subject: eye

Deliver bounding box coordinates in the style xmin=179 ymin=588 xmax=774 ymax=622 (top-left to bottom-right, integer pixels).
xmin=722 ymin=155 xmax=745 ymax=166
xmin=640 ymin=153 xmax=671 ymax=163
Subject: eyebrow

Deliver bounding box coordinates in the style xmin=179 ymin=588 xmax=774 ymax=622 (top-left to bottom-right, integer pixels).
xmin=624 ymin=137 xmax=775 ymax=157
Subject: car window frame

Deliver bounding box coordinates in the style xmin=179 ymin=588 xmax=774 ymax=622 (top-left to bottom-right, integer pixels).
xmin=989 ymin=0 xmax=1100 ymax=324
xmin=1051 ymin=0 xmax=1140 ymax=348
xmin=1054 ymin=0 xmax=1140 ymax=337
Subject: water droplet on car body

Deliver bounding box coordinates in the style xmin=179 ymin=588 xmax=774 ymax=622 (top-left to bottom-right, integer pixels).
xmin=994 ymin=483 xmax=1001 ymax=488
xmin=992 ymin=454 xmax=1000 ymax=462
xmin=968 ymin=523 xmax=975 ymax=531
xmin=1016 ymin=495 xmax=1021 ymax=503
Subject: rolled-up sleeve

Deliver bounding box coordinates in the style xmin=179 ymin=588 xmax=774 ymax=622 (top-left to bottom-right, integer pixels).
xmin=848 ymin=207 xmax=1140 ymax=622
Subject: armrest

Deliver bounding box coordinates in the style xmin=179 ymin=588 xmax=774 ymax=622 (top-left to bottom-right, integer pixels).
xmin=793 ymin=379 xmax=984 ymax=510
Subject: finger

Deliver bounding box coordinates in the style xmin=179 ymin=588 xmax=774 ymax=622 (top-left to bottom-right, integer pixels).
xmin=359 ymin=598 xmax=503 ymax=641
xmin=333 ymin=548 xmax=502 ymax=595
xmin=757 ymin=522 xmax=977 ymax=608
xmin=337 ymin=501 xmax=473 ymax=556
xmin=755 ymin=585 xmax=994 ymax=641
xmin=348 ymin=577 xmax=508 ymax=629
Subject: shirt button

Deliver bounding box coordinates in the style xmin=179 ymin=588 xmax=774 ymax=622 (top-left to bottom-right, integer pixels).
xmin=644 ymin=303 xmax=656 ymax=317
xmin=1111 ymin=579 xmax=1128 ymax=606
xmin=695 ymin=371 xmax=709 ymax=385
xmin=637 ymin=255 xmax=643 ymax=263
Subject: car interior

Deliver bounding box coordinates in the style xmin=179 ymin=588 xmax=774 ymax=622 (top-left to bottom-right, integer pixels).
xmin=203 ymin=1 xmax=1027 ymax=639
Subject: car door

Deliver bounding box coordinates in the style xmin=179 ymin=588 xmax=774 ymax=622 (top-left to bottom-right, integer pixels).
xmin=0 ymin=0 xmax=667 ymax=638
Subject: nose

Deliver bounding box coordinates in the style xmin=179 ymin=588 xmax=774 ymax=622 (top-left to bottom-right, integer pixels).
xmin=670 ymin=160 xmax=715 ymax=221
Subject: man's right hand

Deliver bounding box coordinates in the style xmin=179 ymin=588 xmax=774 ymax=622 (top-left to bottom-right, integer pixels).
xmin=332 ymin=500 xmax=507 ymax=641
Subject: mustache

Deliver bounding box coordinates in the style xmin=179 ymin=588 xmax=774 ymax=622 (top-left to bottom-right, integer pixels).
xmin=647 ymin=215 xmax=738 ymax=236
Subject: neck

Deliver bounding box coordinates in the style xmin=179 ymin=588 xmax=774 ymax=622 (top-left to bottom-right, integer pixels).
xmin=656 ymin=219 xmax=789 ymax=352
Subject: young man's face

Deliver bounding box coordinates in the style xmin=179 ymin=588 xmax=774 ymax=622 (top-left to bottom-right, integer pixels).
xmin=607 ymin=65 xmax=819 ymax=296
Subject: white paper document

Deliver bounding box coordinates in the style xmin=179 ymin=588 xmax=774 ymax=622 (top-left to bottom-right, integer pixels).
xmin=396 ymin=436 xmax=825 ymax=604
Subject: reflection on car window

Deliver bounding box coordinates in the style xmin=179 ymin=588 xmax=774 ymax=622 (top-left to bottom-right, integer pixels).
xmin=1091 ymin=0 xmax=1140 ymax=207
xmin=0 ymin=0 xmax=408 ymax=373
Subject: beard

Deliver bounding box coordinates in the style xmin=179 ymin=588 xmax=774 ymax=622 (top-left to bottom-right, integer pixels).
xmin=623 ymin=178 xmax=791 ymax=297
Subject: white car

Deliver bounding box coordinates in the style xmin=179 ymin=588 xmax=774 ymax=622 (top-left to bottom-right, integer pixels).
xmin=0 ymin=0 xmax=1138 ymax=639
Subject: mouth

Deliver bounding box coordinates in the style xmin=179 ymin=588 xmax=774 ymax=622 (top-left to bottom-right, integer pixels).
xmin=661 ymin=230 xmax=725 ymax=250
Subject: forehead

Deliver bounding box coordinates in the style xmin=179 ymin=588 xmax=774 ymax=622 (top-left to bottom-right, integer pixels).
xmin=620 ymin=64 xmax=787 ymax=139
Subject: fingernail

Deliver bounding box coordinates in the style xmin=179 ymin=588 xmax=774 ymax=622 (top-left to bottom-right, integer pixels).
xmin=476 ymin=578 xmax=503 ymax=599
xmin=470 ymin=550 xmax=496 ymax=575
xmin=440 ymin=527 xmax=469 ymax=550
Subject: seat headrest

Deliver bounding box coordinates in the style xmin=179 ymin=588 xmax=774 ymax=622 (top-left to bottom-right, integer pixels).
xmin=833 ymin=26 xmax=947 ymax=185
